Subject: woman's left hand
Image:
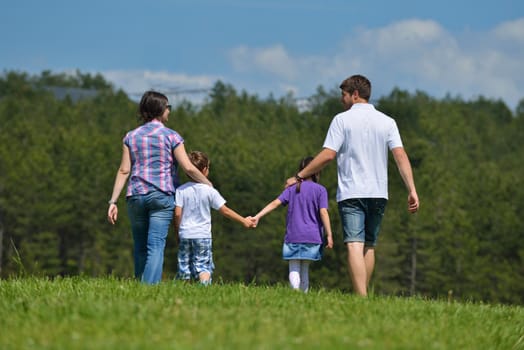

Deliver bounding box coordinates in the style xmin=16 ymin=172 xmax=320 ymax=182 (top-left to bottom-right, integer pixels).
xmin=108 ymin=204 xmax=118 ymax=224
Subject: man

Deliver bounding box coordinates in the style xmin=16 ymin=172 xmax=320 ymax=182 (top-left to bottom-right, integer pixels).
xmin=286 ymin=74 xmax=419 ymax=296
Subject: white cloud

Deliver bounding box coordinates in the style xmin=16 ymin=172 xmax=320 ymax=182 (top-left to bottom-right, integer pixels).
xmin=92 ymin=18 xmax=523 ymax=109
xmin=493 ymin=18 xmax=524 ymax=42
xmin=225 ymin=18 xmax=524 ymax=109
xmin=102 ymin=69 xmax=220 ymax=104
xmin=229 ymin=45 xmax=298 ymax=79
xmin=359 ymin=19 xmax=450 ymax=54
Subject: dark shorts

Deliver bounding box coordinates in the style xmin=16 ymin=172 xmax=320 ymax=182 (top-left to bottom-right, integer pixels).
xmin=338 ymin=198 xmax=387 ymax=247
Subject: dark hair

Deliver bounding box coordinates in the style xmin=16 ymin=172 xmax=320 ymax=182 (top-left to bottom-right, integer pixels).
xmin=138 ymin=91 xmax=169 ymax=123
xmin=339 ymin=74 xmax=371 ymax=101
xmin=188 ymin=151 xmax=210 ymax=173
xmin=296 ymin=156 xmax=318 ymax=193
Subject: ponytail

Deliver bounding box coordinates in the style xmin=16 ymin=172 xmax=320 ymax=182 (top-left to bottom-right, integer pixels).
xmin=295 ymin=156 xmax=316 ymax=193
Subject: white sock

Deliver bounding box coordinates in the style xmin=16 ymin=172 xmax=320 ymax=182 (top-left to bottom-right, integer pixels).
xmin=299 ymin=261 xmax=310 ymax=292
xmin=288 ymin=260 xmax=301 ymax=289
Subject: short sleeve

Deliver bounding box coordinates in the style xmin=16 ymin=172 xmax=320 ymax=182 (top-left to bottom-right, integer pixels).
xmin=322 ymin=115 xmax=344 ymax=152
xmin=387 ymin=120 xmax=403 ymax=150
xmin=210 ymin=188 xmax=227 ymax=210
xmin=169 ymin=130 xmax=184 ymax=150
xmin=277 ymin=187 xmax=291 ymax=206
xmin=123 ymin=131 xmax=131 ymax=148
xmin=319 ymin=186 xmax=329 ymax=209
xmin=175 ymin=189 xmax=183 ymax=207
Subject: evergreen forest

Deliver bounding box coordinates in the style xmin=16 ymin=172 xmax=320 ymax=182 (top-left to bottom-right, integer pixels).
xmin=1 ymin=71 xmax=523 ymax=304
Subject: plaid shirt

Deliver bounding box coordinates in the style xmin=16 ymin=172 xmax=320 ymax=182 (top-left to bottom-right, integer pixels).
xmin=124 ymin=120 xmax=184 ymax=197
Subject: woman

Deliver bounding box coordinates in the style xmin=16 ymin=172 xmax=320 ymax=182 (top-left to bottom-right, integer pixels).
xmin=107 ymin=91 xmax=212 ymax=284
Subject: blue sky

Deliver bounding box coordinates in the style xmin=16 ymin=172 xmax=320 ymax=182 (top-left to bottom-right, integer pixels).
xmin=1 ymin=0 xmax=523 ymax=109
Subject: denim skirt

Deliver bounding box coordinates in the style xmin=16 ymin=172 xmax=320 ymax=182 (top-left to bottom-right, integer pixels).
xmin=282 ymin=243 xmax=322 ymax=261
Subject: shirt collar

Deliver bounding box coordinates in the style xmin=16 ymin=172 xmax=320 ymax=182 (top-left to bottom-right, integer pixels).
xmin=148 ymin=119 xmax=164 ymax=126
xmin=351 ymin=103 xmax=375 ymax=110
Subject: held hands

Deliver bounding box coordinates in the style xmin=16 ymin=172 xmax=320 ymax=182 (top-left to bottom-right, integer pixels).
xmin=243 ymin=216 xmax=258 ymax=228
xmin=243 ymin=216 xmax=260 ymax=228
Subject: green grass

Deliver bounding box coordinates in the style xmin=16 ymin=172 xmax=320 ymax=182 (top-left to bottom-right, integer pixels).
xmin=0 ymin=277 xmax=523 ymax=349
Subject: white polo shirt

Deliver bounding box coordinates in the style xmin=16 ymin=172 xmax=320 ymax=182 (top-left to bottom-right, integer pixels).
xmin=175 ymin=182 xmax=226 ymax=239
xmin=323 ymin=103 xmax=403 ymax=201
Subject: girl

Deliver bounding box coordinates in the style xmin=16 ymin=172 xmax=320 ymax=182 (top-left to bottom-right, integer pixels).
xmin=254 ymin=157 xmax=333 ymax=292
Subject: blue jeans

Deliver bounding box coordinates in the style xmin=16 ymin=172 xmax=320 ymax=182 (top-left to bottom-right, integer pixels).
xmin=127 ymin=191 xmax=175 ymax=284
xmin=338 ymin=198 xmax=387 ymax=247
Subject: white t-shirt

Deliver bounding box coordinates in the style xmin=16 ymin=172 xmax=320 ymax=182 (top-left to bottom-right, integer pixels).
xmin=175 ymin=182 xmax=226 ymax=239
xmin=323 ymin=103 xmax=403 ymax=201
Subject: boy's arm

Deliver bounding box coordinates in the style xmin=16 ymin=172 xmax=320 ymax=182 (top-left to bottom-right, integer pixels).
xmin=319 ymin=208 xmax=333 ymax=248
xmin=174 ymin=206 xmax=182 ymax=238
xmin=218 ymin=205 xmax=253 ymax=228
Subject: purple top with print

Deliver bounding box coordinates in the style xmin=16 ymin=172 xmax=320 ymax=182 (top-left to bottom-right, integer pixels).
xmin=124 ymin=120 xmax=183 ymax=197
xmin=278 ymin=181 xmax=329 ymax=244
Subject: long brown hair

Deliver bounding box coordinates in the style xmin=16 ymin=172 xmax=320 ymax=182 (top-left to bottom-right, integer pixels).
xmin=138 ymin=91 xmax=169 ymax=123
xmin=296 ymin=156 xmax=318 ymax=193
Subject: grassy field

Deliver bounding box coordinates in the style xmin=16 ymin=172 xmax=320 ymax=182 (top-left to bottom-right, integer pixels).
xmin=0 ymin=277 xmax=523 ymax=349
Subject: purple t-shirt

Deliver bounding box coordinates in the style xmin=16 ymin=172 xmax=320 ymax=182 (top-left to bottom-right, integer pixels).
xmin=278 ymin=181 xmax=329 ymax=244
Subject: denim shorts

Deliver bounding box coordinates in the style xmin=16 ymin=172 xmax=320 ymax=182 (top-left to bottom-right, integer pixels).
xmin=176 ymin=238 xmax=214 ymax=280
xmin=282 ymin=243 xmax=323 ymax=261
xmin=338 ymin=198 xmax=387 ymax=247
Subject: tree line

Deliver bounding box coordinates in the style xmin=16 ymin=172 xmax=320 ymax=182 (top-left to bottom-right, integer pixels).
xmin=1 ymin=70 xmax=523 ymax=304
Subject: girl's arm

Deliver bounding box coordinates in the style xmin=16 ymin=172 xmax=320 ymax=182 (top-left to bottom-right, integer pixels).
xmin=319 ymin=208 xmax=333 ymax=248
xmin=107 ymin=144 xmax=131 ymax=225
xmin=253 ymin=199 xmax=282 ymax=226
xmin=174 ymin=143 xmax=213 ymax=186
xmin=218 ymin=205 xmax=254 ymax=228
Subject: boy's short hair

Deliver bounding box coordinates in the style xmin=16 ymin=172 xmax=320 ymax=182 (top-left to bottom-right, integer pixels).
xmin=339 ymin=74 xmax=371 ymax=101
xmin=188 ymin=151 xmax=210 ymax=172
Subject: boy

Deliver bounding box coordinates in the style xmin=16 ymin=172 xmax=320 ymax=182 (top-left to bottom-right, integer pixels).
xmin=174 ymin=151 xmax=254 ymax=285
